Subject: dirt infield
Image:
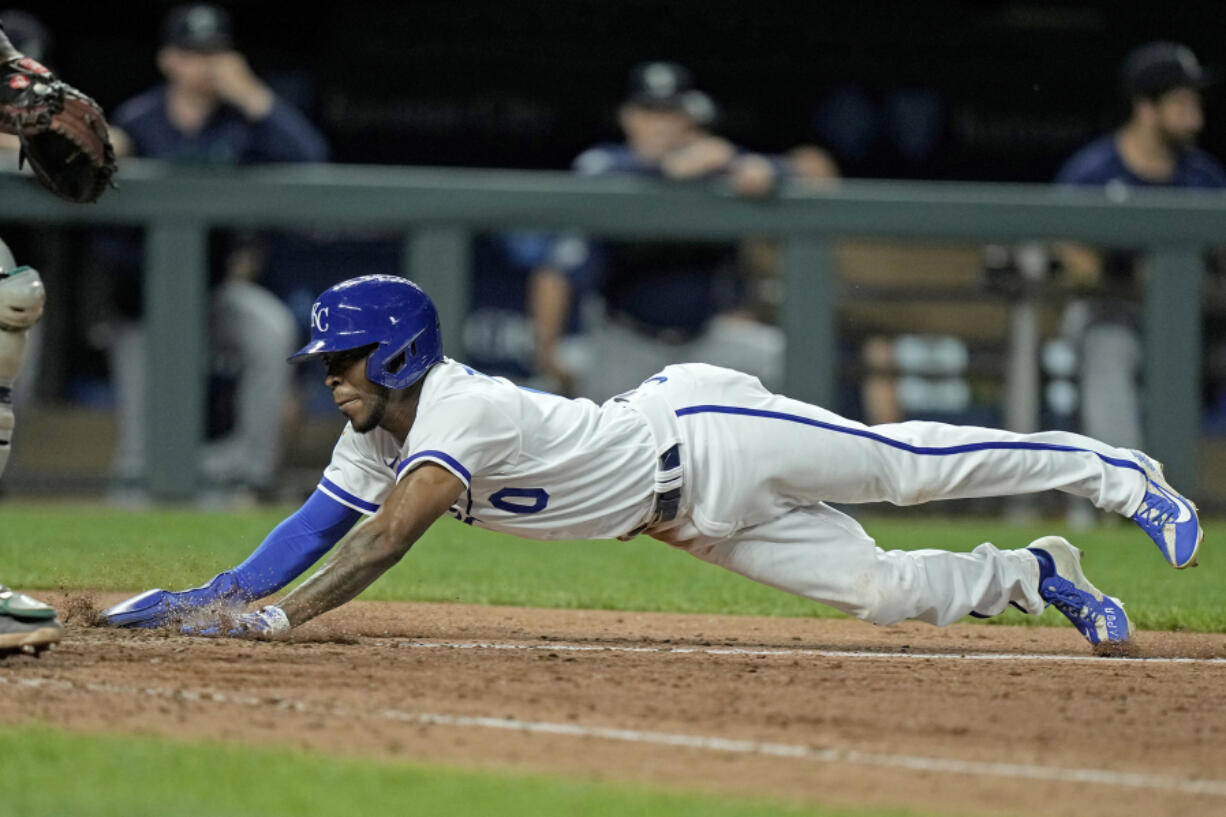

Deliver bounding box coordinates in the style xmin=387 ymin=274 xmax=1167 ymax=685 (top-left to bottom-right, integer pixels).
xmin=3 ymin=593 xmax=1225 ymax=817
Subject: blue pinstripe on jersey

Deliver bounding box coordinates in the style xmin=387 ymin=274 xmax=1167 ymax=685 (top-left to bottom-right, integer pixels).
xmin=397 ymin=449 xmax=473 ymax=484
xmin=318 ymin=476 xmax=381 ymax=514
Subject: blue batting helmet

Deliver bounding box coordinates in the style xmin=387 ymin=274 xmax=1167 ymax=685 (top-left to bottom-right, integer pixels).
xmin=288 ymin=275 xmax=443 ymax=390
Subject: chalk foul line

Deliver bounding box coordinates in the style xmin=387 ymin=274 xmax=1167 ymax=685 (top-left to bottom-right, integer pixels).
xmin=391 ymin=639 xmax=1226 ymax=665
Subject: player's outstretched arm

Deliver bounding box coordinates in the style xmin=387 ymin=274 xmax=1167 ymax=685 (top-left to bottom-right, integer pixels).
xmin=99 ymin=489 xmax=361 ymax=628
xmin=269 ymin=464 xmax=463 ymax=633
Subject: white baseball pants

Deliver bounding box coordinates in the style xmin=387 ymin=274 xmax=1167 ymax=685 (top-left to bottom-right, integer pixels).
xmin=638 ymin=363 xmax=1151 ymax=625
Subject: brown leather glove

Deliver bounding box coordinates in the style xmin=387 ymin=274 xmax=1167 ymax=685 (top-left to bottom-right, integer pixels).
xmin=1 ymin=56 xmax=116 ymax=203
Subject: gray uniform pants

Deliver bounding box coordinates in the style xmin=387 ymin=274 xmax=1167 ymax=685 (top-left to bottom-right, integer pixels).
xmin=110 ymin=278 xmax=298 ymax=487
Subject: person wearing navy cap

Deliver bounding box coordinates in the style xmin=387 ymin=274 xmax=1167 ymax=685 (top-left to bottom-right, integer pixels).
xmin=109 ymin=3 xmax=327 ymax=160
xmin=537 ymin=61 xmax=784 ymax=402
xmin=96 ymin=4 xmax=331 ymax=504
xmin=1053 ymin=41 xmax=1226 ymax=526
xmin=1058 ymin=40 xmax=1221 ymax=207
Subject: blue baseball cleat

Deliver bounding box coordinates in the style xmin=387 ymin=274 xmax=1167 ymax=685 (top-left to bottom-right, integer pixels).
xmin=1028 ymin=537 xmax=1133 ymax=652
xmin=1128 ymin=450 xmax=1202 ymax=568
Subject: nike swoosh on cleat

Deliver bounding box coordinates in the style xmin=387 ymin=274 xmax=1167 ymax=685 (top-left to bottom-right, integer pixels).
xmin=1151 ymin=482 xmax=1192 ymax=523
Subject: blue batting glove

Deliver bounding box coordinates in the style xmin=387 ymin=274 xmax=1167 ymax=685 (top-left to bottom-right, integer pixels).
xmin=99 ymin=571 xmax=245 ymax=628
xmin=181 ymin=605 xmax=291 ymax=639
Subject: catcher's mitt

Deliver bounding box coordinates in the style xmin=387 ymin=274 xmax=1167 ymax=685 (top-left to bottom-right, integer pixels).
xmin=0 ymin=56 xmax=116 ymax=203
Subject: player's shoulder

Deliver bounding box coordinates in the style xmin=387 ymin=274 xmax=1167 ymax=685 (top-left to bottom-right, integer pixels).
xmin=1054 ymin=133 xmax=1120 ymax=185
xmin=425 ymin=357 xmax=509 ymax=389
xmin=1180 ymin=148 xmax=1226 ymax=187
xmin=410 ymin=361 xmax=530 ymax=455
xmin=420 ymin=359 xmax=521 ymax=413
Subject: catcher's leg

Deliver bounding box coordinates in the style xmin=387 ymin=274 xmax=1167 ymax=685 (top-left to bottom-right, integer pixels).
xmin=0 ymin=243 xmax=59 ymax=656
xmin=0 ymin=585 xmax=61 ymax=655
xmin=0 ymin=239 xmax=45 ymax=479
xmin=205 ymin=279 xmax=297 ymax=487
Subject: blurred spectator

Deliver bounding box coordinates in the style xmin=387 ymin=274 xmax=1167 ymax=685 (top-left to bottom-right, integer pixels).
xmin=785 ymin=144 xmax=841 ymax=186
xmin=737 ymin=142 xmax=840 ymax=329
xmin=108 ymin=4 xmax=328 ymax=163
xmin=543 ymin=60 xmax=786 ymax=401
xmin=463 ymin=231 xmax=595 ymax=395
xmin=1053 ymin=41 xmax=1226 ymax=453
xmin=95 ymin=3 xmax=329 ymax=503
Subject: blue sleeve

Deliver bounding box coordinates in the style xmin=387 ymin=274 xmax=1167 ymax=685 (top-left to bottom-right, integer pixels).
xmin=572 ymin=144 xmax=653 ymax=175
xmin=1053 ymin=154 xmax=1093 ymax=186
xmin=231 ymin=488 xmax=362 ymax=598
xmin=502 ymin=231 xmax=593 ymax=277
xmin=1053 ymin=139 xmax=1112 ymax=187
xmin=250 ymin=97 xmax=331 ymax=163
xmin=501 ymin=231 xmax=556 ymax=269
xmin=1187 ymin=150 xmax=1226 ymax=188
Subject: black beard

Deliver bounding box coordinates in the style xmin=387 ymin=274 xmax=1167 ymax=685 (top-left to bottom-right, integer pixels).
xmin=351 ymin=387 xmax=390 ymax=433
xmin=1158 ymin=127 xmax=1195 ymax=153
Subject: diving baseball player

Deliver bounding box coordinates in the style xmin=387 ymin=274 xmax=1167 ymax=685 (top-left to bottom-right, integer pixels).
xmin=0 ymin=18 xmax=116 ymax=656
xmin=101 ymin=276 xmax=1203 ymax=652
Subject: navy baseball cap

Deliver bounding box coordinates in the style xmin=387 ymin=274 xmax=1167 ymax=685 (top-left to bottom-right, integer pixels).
xmin=624 ymin=61 xmax=716 ymax=124
xmin=1121 ymin=41 xmax=1207 ymax=100
xmin=161 ymin=4 xmax=233 ymax=52
xmin=626 ymin=61 xmax=694 ymax=107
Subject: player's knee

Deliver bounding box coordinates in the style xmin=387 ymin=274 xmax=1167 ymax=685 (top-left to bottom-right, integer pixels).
xmin=853 ymin=592 xmax=907 ymax=626
xmin=846 ymin=554 xmax=923 ymax=626
xmin=878 ymin=476 xmax=930 ymax=507
xmin=0 ymin=266 xmax=45 ymax=331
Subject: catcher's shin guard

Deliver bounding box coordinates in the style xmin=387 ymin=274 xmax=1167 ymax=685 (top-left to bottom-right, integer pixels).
xmin=0 ymin=241 xmax=45 ymax=479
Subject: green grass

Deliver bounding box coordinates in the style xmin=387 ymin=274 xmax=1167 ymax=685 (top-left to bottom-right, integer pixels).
xmin=0 ymin=504 xmax=1221 ymax=631
xmin=0 ymin=509 xmax=1213 ymax=817
xmin=1 ymin=724 xmax=928 ymax=817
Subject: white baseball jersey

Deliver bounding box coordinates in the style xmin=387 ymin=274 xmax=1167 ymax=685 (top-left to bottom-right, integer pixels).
xmin=319 ymin=358 xmax=659 ymax=540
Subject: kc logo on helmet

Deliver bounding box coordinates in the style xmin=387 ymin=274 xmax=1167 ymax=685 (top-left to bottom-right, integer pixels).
xmin=311 ymin=303 xmax=330 ymax=333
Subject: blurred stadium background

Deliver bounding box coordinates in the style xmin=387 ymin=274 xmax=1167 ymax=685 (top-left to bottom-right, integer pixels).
xmin=22 ymin=0 xmax=1224 ymax=177
xmin=3 ymin=0 xmax=1226 ymax=510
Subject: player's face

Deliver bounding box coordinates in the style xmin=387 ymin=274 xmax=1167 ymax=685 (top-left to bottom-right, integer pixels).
xmin=157 ymin=47 xmax=216 ymax=95
xmin=323 ymin=346 xmax=389 ymax=433
xmin=1152 ymin=87 xmax=1204 ymax=150
xmin=619 ymin=104 xmax=695 ymax=159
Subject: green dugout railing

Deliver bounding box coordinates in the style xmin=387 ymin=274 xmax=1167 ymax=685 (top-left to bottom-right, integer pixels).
xmin=0 ymin=161 xmax=1221 ymax=500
